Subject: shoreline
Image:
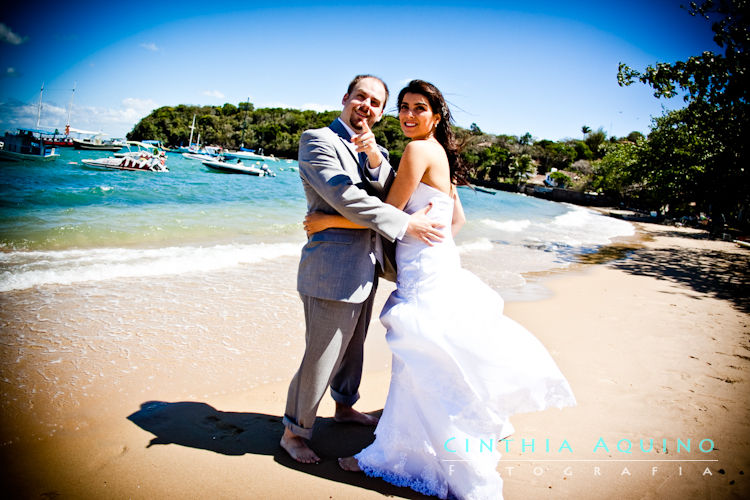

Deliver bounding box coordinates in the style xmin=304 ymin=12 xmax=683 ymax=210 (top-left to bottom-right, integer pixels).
xmin=1 ymin=221 xmax=748 ymax=498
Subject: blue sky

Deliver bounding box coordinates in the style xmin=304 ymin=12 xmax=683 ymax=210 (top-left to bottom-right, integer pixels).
xmin=0 ymin=0 xmax=716 ymax=142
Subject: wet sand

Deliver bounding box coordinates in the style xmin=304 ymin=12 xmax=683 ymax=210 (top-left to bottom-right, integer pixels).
xmin=1 ymin=222 xmax=748 ymax=499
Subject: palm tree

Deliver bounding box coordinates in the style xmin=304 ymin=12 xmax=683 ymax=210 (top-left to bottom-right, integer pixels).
xmin=581 ymin=125 xmax=591 ymax=138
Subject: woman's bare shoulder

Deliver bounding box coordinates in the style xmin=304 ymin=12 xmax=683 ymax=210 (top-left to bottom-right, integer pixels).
xmin=403 ymin=139 xmax=446 ymax=160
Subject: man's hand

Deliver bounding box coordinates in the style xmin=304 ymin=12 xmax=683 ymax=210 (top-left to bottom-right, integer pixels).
xmin=406 ymin=203 xmax=444 ymax=246
xmin=351 ymin=119 xmax=384 ymax=169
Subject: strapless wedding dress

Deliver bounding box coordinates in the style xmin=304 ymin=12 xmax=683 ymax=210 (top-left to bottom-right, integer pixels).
xmin=355 ymin=183 xmax=576 ymax=499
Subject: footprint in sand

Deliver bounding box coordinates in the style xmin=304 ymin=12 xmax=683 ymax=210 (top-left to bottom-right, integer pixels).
xmin=203 ymin=415 xmax=245 ymax=439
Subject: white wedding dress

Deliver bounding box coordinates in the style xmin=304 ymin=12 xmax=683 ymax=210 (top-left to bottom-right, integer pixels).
xmin=354 ymin=183 xmax=576 ymax=499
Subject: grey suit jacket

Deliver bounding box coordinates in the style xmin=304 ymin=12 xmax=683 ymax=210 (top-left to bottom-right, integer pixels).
xmin=297 ymin=119 xmax=409 ymax=303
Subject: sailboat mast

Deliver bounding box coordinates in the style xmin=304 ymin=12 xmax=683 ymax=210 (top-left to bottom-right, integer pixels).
xmin=188 ymin=114 xmax=196 ymax=147
xmin=239 ymin=97 xmax=249 ymax=148
xmin=36 ymin=82 xmax=44 ymax=128
xmin=65 ymin=82 xmax=76 ymax=135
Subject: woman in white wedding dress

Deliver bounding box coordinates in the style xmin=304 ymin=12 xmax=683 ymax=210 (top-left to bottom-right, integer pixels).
xmin=304 ymin=80 xmax=576 ymax=499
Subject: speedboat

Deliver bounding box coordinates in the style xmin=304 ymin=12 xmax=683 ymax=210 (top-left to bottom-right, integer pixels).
xmin=223 ymin=147 xmax=279 ymax=162
xmin=202 ymin=158 xmax=274 ymax=176
xmin=0 ymin=128 xmax=59 ymax=161
xmin=114 ymin=140 xmax=162 ymax=158
xmin=82 ymin=151 xmax=168 ymax=172
xmin=182 ymin=145 xmax=223 ymax=161
xmin=73 ymin=135 xmax=125 ymax=151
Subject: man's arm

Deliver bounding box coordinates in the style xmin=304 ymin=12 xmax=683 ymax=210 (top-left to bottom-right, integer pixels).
xmin=299 ymin=130 xmax=409 ymax=242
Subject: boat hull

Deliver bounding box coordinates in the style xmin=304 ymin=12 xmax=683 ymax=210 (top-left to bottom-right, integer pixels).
xmin=73 ymin=139 xmax=124 ymax=151
xmin=81 ymin=158 xmax=168 ymax=172
xmin=0 ymin=150 xmax=59 ymax=162
xmin=202 ymin=160 xmax=265 ymax=176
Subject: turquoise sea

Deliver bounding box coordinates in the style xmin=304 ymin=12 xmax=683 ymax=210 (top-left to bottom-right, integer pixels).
xmin=0 ymin=147 xmax=636 ymax=437
xmin=0 ymin=148 xmax=634 ymax=297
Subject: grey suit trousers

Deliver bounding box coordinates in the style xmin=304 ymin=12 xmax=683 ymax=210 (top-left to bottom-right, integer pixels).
xmin=283 ymin=283 xmax=377 ymax=439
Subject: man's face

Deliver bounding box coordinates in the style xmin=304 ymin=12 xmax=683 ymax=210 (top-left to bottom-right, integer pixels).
xmin=340 ymin=77 xmax=387 ymax=133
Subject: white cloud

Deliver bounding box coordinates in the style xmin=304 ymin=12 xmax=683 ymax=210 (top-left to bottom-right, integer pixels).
xmin=0 ymin=23 xmax=27 ymax=45
xmin=202 ymin=90 xmax=225 ymax=99
xmin=122 ymin=97 xmax=157 ymax=114
xmin=0 ymin=96 xmax=158 ymax=137
xmin=3 ymin=67 xmax=20 ymax=78
xmin=0 ymin=99 xmax=66 ymax=132
xmin=300 ymin=102 xmax=337 ymax=112
xmin=140 ymin=42 xmax=159 ymax=51
xmin=262 ymin=101 xmax=337 ymax=112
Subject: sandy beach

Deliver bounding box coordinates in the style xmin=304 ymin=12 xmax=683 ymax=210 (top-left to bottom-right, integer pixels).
xmin=1 ymin=221 xmax=748 ymax=499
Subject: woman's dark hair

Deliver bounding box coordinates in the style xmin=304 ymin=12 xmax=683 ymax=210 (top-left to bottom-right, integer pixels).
xmin=397 ymin=80 xmax=468 ymax=186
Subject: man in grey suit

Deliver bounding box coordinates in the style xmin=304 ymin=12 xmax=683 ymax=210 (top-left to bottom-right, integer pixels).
xmin=281 ymin=75 xmax=443 ymax=463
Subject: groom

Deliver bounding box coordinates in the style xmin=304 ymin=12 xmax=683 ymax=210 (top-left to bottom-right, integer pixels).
xmin=281 ymin=75 xmax=443 ymax=463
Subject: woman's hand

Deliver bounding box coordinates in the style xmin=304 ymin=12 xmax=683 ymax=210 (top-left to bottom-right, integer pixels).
xmin=303 ymin=212 xmax=333 ymax=237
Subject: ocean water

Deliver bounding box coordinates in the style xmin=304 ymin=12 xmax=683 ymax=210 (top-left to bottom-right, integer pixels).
xmin=0 ymin=148 xmax=635 ymax=439
xmin=0 ymin=148 xmax=634 ymax=296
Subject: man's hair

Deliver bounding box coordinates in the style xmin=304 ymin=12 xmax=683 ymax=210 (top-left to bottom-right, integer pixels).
xmin=346 ymin=74 xmax=389 ymax=105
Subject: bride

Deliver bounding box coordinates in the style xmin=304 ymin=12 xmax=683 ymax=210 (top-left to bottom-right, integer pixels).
xmin=304 ymin=79 xmax=576 ymax=499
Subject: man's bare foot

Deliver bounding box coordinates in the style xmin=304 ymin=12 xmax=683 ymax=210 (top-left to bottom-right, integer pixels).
xmin=280 ymin=428 xmax=320 ymax=464
xmin=338 ymin=456 xmax=362 ymax=472
xmin=333 ymin=403 xmax=379 ymax=426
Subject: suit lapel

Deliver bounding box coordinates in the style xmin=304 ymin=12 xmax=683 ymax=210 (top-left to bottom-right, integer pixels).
xmin=329 ymin=119 xmax=359 ymax=165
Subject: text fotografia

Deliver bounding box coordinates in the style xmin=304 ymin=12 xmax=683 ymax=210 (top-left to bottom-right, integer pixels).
xmin=442 ymin=437 xmax=716 ymax=455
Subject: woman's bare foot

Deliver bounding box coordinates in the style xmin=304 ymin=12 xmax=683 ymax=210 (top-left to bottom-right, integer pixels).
xmin=333 ymin=403 xmax=379 ymax=425
xmin=338 ymin=456 xmax=362 ymax=472
xmin=280 ymin=428 xmax=320 ymax=464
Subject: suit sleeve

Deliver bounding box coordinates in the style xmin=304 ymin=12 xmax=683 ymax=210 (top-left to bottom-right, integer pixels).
xmin=365 ymin=145 xmax=396 ymax=193
xmin=299 ymin=131 xmax=409 ymax=242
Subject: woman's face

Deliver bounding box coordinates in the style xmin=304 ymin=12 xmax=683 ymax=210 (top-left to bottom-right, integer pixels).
xmin=399 ymin=92 xmax=440 ymax=140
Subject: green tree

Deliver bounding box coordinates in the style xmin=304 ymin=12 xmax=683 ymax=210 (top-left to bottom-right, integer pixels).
xmin=589 ymin=141 xmax=642 ymax=198
xmin=626 ymin=131 xmax=645 ymax=143
xmin=533 ymin=140 xmax=576 ymax=174
xmin=508 ymin=154 xmax=535 ymax=184
xmin=618 ymin=0 xmax=749 ymax=225
xmin=584 ymin=127 xmax=607 ymax=159
xmin=548 ymin=171 xmax=572 ymax=188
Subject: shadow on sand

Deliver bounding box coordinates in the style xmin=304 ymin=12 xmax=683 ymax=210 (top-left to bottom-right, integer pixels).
xmin=586 ymin=227 xmax=749 ymax=313
xmin=127 ymin=400 xmax=431 ymax=499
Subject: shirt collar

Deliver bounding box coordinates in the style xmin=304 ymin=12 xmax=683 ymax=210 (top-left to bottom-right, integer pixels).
xmin=337 ymin=117 xmax=357 ymax=141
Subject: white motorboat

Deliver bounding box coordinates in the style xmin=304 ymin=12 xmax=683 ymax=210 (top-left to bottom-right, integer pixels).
xmin=182 ymin=152 xmax=216 ymax=161
xmin=82 ymin=152 xmax=168 ymax=172
xmin=223 ymin=148 xmax=280 ymax=162
xmin=114 ymin=140 xmax=163 ymax=158
xmin=182 ymin=145 xmax=223 ymax=162
xmin=202 ymin=158 xmax=275 ymax=176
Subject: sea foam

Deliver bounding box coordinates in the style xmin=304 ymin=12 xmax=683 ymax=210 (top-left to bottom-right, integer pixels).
xmin=0 ymin=241 xmax=304 ymax=292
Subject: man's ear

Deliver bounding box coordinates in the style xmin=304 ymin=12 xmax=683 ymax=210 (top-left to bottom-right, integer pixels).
xmin=342 ymin=94 xmax=349 ymax=106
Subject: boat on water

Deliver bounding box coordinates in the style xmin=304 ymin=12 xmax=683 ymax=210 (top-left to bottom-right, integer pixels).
xmin=0 ymin=128 xmax=60 ymax=161
xmin=114 ymin=140 xmax=163 ymax=158
xmin=223 ymin=147 xmax=280 ymax=162
xmin=182 ymin=145 xmax=223 ymax=161
xmin=202 ymin=158 xmax=275 ymax=176
xmin=43 ymin=131 xmax=75 ymax=147
xmin=81 ymin=151 xmax=168 ymax=172
xmin=73 ymin=135 xmax=125 ymax=151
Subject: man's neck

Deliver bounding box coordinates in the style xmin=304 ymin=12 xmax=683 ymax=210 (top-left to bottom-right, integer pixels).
xmin=337 ymin=117 xmax=357 ymax=141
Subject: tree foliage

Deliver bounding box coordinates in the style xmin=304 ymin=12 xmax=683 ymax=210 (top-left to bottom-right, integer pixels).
xmin=618 ymin=0 xmax=749 ymax=223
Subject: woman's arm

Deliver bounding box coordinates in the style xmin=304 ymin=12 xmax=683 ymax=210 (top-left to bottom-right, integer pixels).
xmin=451 ymin=186 xmax=466 ymax=237
xmin=385 ymin=142 xmax=430 ymax=210
xmin=303 ymin=212 xmax=365 ymax=237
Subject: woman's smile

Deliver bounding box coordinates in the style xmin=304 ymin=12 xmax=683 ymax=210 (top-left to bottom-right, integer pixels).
xmin=399 ymin=92 xmax=440 ymax=140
